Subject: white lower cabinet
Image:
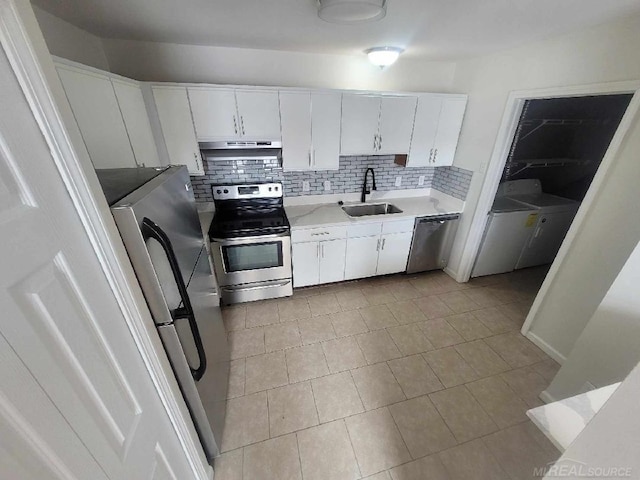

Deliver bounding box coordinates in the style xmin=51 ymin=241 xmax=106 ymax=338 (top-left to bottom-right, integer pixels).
xmin=292 ymin=239 xmax=347 ymax=287
xmin=376 ymin=231 xmax=413 ymax=275
xmin=344 ymin=235 xmax=380 ymax=280
xmin=319 ymin=239 xmax=347 ymax=284
xmin=292 ymin=242 xmax=320 ymax=288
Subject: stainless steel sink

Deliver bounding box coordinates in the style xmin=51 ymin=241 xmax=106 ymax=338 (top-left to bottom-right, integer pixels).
xmin=342 ymin=203 xmax=403 ymax=217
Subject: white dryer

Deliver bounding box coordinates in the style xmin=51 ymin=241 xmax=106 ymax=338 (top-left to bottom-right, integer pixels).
xmin=471 ymin=196 xmax=540 ymax=277
xmin=503 ymin=179 xmax=580 ymax=269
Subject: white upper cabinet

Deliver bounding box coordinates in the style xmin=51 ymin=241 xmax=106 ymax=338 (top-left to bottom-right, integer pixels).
xmin=280 ymin=91 xmax=341 ymax=171
xmin=235 ymin=90 xmax=281 ymax=139
xmin=311 ymin=92 xmax=342 ymax=170
xmin=341 ymin=94 xmax=381 ymax=155
xmin=188 ymin=88 xmax=280 ymax=140
xmin=431 ymin=97 xmax=467 ymax=166
xmin=377 ymin=96 xmax=418 ymax=155
xmin=280 ymin=91 xmax=312 ymax=171
xmin=152 ymin=86 xmax=204 ymax=175
xmin=341 ymin=94 xmax=418 ymax=155
xmin=188 ymin=88 xmax=238 ymax=139
xmin=57 ymin=66 xmax=137 ymax=169
xmin=111 ymin=79 xmax=161 ymax=167
xmin=407 ymin=95 xmax=467 ymax=167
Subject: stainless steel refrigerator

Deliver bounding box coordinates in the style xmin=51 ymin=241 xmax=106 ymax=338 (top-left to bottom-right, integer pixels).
xmin=96 ymin=165 xmax=229 ymax=463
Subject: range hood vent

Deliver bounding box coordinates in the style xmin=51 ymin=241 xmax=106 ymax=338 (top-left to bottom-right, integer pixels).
xmin=199 ymin=140 xmax=282 ymax=162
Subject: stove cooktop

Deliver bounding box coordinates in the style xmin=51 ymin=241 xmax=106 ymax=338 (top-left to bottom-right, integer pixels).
xmin=208 ymin=207 xmax=290 ymax=239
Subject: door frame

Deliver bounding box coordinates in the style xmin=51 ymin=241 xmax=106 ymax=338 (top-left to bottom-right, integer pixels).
xmin=454 ymin=80 xmax=640 ymax=348
xmin=0 ymin=1 xmax=212 ymax=478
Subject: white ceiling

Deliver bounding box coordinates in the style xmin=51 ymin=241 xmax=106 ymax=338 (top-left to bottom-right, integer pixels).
xmin=32 ymin=0 xmax=640 ymax=60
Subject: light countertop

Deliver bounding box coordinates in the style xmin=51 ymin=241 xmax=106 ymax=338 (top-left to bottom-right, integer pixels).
xmin=285 ymin=191 xmax=464 ymax=229
xmin=527 ymin=383 xmax=620 ymax=452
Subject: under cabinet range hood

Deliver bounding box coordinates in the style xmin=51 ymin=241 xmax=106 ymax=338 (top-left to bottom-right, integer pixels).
xmin=199 ymin=140 xmax=282 ymax=162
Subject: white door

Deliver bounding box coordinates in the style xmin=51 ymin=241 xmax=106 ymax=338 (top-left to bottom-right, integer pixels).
xmin=292 ymin=242 xmax=320 ymax=287
xmin=376 ymin=232 xmax=413 ymax=275
xmin=280 ymin=91 xmax=312 ymax=171
xmin=341 ymin=94 xmax=380 ymax=155
xmin=344 ymin=236 xmax=380 ymax=280
xmin=188 ymin=88 xmax=239 ymax=140
xmin=152 ymin=86 xmax=204 ymax=175
xmin=57 ymin=66 xmax=137 ymax=168
xmin=0 ymin=48 xmax=195 ymax=479
xmin=311 ymin=92 xmax=341 ymax=170
xmin=319 ymin=239 xmax=347 ymax=284
xmin=431 ymin=97 xmax=467 ymax=166
xmin=407 ymin=95 xmax=442 ymax=167
xmin=235 ymin=90 xmax=281 ymax=139
xmin=112 ymin=79 xmax=161 ymax=167
xmin=377 ymin=96 xmax=418 ymax=155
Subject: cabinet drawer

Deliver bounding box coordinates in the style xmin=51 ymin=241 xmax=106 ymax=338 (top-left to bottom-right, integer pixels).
xmin=292 ymin=225 xmax=347 ymax=243
xmin=347 ymin=222 xmax=382 ymax=238
xmin=382 ymin=218 xmax=415 ymax=234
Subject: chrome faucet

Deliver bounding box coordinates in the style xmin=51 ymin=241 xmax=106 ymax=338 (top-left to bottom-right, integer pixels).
xmin=361 ymin=168 xmax=377 ymax=203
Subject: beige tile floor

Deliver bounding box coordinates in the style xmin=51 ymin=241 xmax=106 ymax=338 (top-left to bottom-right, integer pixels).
xmin=215 ymin=267 xmax=561 ymax=480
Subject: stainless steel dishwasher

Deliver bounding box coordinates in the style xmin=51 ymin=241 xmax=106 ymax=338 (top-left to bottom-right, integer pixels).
xmin=406 ymin=214 xmax=460 ymax=274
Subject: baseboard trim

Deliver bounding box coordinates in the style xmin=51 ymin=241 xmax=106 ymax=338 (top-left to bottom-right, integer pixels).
xmin=525 ymin=331 xmax=567 ymax=365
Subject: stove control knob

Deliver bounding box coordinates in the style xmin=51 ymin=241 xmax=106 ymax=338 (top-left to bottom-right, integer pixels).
xmin=275 ymin=186 xmax=279 ymax=191
xmin=216 ymin=189 xmax=222 ymax=194
xmin=223 ymin=189 xmax=229 ymax=194
xmin=268 ymin=187 xmax=272 ymax=191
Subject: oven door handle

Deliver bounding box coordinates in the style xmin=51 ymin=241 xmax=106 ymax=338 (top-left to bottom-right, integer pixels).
xmin=211 ymin=232 xmax=291 ymax=244
xmin=220 ymin=280 xmax=292 ymax=292
xmin=141 ymin=217 xmax=207 ymax=381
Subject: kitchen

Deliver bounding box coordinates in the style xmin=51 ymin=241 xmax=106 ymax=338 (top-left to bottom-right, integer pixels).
xmin=3 ymin=0 xmax=640 ymax=478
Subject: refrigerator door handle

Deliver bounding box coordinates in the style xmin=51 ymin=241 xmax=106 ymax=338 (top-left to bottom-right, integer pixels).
xmin=142 ymin=217 xmax=207 ymax=381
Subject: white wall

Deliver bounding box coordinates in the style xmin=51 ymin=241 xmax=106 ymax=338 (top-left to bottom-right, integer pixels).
xmin=543 ymin=240 xmax=640 ymax=401
xmin=31 ymin=5 xmax=109 ymax=71
xmin=447 ymin=14 xmax=640 ymax=360
xmin=102 ymin=39 xmax=457 ymax=92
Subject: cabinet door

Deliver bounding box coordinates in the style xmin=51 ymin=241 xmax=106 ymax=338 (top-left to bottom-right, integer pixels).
xmin=376 ymin=232 xmax=413 ymax=275
xmin=112 ymin=79 xmax=161 ymax=167
xmin=344 ymin=236 xmax=380 ymax=280
xmin=341 ymin=94 xmax=380 ymax=155
xmin=280 ymin=92 xmax=312 ymax=171
xmin=407 ymin=95 xmax=442 ymax=167
xmin=378 ymin=96 xmax=418 ymax=155
xmin=188 ymin=88 xmax=239 ymax=140
xmin=311 ymin=92 xmax=341 ymax=171
xmin=57 ymin=67 xmax=136 ymax=168
xmin=319 ymin=239 xmax=347 ymax=284
xmin=431 ymin=97 xmax=467 ymax=167
xmin=152 ymin=87 xmax=204 ymax=175
xmin=292 ymin=242 xmax=319 ymax=287
xmin=235 ymin=90 xmax=281 ymax=139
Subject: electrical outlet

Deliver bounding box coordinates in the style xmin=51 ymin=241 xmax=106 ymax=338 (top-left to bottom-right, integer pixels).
xmin=302 ymin=180 xmax=310 ymax=192
xmin=395 ymin=176 xmax=402 ymax=187
xmin=418 ymin=175 xmax=425 ymax=186
xmin=324 ymin=180 xmax=331 ymax=192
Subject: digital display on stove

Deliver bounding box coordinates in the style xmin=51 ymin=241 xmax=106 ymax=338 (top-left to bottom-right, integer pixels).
xmin=238 ymin=186 xmax=259 ymax=195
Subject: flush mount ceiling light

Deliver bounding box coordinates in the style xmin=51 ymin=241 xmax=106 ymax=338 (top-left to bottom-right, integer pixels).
xmin=318 ymin=0 xmax=387 ymax=24
xmin=366 ymin=46 xmax=403 ymax=68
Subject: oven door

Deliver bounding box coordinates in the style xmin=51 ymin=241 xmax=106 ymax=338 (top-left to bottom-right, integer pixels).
xmin=210 ymin=233 xmax=292 ymax=286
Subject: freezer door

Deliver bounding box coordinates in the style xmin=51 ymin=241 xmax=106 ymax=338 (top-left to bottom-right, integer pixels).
xmin=174 ymin=248 xmax=229 ymax=459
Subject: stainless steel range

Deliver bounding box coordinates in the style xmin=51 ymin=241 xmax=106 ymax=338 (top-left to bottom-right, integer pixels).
xmin=208 ymin=182 xmax=293 ymax=304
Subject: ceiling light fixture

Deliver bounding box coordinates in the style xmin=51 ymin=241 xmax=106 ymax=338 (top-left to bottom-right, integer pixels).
xmin=366 ymin=46 xmax=403 ymax=68
xmin=317 ymin=0 xmax=387 ymax=24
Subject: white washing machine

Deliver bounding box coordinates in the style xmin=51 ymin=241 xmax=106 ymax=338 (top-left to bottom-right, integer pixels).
xmin=472 ymin=196 xmax=540 ymax=277
xmin=503 ymin=179 xmax=580 ymax=269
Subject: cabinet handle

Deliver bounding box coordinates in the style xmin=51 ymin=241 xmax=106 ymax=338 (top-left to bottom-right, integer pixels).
xmin=240 ymin=116 xmax=246 ymax=135
xmin=428 ymin=148 xmax=433 ymax=163
xmin=433 ymin=148 xmax=438 ymax=162
xmin=317 ymin=243 xmax=320 ymax=258
xmin=382 ymin=238 xmax=386 ymax=250
xmin=311 ymin=232 xmax=330 ymax=236
xmin=376 ymin=239 xmax=380 ymax=251
xmin=373 ymin=135 xmax=377 ymax=151
xmin=233 ymin=115 xmax=238 ymax=135
xmin=379 ymin=135 xmax=382 ymax=150
xmin=308 ymin=150 xmax=312 ymax=167
xmin=321 ymin=244 xmax=324 ymax=258
xmin=311 ymin=149 xmax=316 ymax=167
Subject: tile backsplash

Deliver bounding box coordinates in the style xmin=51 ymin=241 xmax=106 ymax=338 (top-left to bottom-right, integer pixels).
xmin=191 ymin=156 xmax=473 ymax=202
